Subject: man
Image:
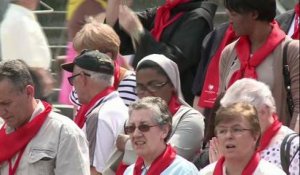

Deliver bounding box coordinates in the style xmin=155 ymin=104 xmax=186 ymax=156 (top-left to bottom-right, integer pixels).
xmin=61 ymin=50 xmax=128 ymax=175
xmin=220 ymin=78 xmax=299 ymax=175
xmin=0 ymin=60 xmax=90 ymax=174
xmin=0 ymin=0 xmax=53 ymax=99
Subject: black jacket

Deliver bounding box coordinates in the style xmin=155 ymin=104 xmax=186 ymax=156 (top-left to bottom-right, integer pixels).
xmin=114 ymin=0 xmax=217 ymax=105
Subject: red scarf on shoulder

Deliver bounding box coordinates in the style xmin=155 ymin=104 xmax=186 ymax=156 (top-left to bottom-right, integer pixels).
xmin=198 ymin=24 xmax=237 ymax=108
xmin=151 ymin=0 xmax=190 ymax=41
xmin=0 ymin=101 xmax=51 ymax=174
xmin=113 ymin=61 xmax=121 ymax=89
xmin=257 ymin=114 xmax=282 ymax=152
xmin=228 ymin=21 xmax=286 ymax=86
xmin=74 ymin=86 xmax=115 ymax=128
xmin=292 ymin=3 xmax=300 ymax=39
xmin=213 ymin=152 xmax=260 ymax=175
xmin=133 ymin=144 xmax=176 ymax=175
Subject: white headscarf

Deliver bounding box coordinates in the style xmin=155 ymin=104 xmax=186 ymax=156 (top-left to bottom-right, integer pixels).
xmin=136 ymin=54 xmax=190 ymax=106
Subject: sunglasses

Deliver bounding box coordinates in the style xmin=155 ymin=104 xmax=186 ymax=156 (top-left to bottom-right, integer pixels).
xmin=68 ymin=72 xmax=91 ymax=85
xmin=124 ymin=124 xmax=160 ymax=134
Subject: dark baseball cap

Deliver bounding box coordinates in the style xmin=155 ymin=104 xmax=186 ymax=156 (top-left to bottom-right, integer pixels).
xmin=61 ymin=50 xmax=114 ymax=75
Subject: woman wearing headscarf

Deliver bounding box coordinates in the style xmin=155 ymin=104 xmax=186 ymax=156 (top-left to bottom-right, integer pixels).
xmin=105 ymin=54 xmax=205 ymax=174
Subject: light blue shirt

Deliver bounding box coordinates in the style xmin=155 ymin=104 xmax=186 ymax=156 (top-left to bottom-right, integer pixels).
xmin=124 ymin=155 xmax=199 ymax=175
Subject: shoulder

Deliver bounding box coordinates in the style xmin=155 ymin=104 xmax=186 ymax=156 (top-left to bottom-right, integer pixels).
xmin=163 ymin=155 xmax=199 ymax=174
xmin=174 ymin=106 xmax=204 ymax=126
xmin=123 ymin=163 xmax=135 ymax=175
xmin=256 ymin=159 xmax=286 ymax=175
xmin=46 ymin=112 xmax=84 ymax=136
xmin=199 ymin=162 xmax=217 ymax=175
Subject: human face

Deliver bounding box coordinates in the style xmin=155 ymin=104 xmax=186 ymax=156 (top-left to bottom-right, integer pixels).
xmin=136 ymin=68 xmax=174 ymax=103
xmin=227 ymin=10 xmax=254 ymax=36
xmin=71 ymin=66 xmax=91 ymax=104
xmin=126 ymin=109 xmax=168 ymax=160
xmin=0 ymin=79 xmax=33 ymax=128
xmin=215 ymin=118 xmax=258 ymax=160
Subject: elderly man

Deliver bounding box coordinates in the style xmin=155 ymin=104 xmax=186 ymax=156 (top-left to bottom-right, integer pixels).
xmin=0 ymin=60 xmax=90 ymax=174
xmin=219 ymin=78 xmax=299 ymax=175
xmin=61 ymin=50 xmax=128 ymax=175
xmin=0 ymin=0 xmax=53 ymax=99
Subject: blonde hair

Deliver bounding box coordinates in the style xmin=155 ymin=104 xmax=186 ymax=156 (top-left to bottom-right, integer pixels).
xmin=73 ymin=19 xmax=120 ymax=60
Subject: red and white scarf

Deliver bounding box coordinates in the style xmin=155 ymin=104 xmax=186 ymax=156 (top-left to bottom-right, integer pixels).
xmin=74 ymin=86 xmax=115 ymax=128
xmin=151 ymin=0 xmax=190 ymax=41
xmin=228 ymin=21 xmax=286 ymax=87
xmin=213 ymin=152 xmax=260 ymax=175
xmin=133 ymin=144 xmax=176 ymax=175
xmin=198 ymin=24 xmax=237 ymax=108
xmin=0 ymin=102 xmax=52 ymax=175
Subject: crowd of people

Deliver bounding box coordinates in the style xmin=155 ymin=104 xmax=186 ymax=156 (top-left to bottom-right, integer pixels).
xmin=0 ymin=0 xmax=299 ymax=175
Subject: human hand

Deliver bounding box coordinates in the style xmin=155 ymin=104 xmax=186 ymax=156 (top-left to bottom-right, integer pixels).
xmin=209 ymin=137 xmax=222 ymax=163
xmin=119 ymin=5 xmax=144 ymax=42
xmin=116 ymin=134 xmax=130 ymax=152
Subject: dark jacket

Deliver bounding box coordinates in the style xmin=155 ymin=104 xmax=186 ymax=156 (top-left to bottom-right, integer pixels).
xmin=276 ymin=9 xmax=295 ymax=34
xmin=114 ymin=0 xmax=217 ymax=105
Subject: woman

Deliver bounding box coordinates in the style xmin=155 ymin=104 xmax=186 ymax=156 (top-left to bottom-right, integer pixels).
xmin=199 ymin=102 xmax=286 ymax=175
xmin=109 ymin=54 xmax=205 ymax=174
xmin=124 ymin=97 xmax=199 ymax=174
xmin=218 ymin=0 xmax=299 ymax=129
xmin=69 ymin=20 xmax=137 ymax=109
xmin=106 ymin=0 xmax=217 ymax=105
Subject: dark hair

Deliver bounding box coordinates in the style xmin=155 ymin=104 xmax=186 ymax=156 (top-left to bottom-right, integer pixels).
xmin=136 ymin=60 xmax=169 ymax=79
xmin=224 ymin=0 xmax=276 ymax=22
xmin=0 ymin=60 xmax=34 ymax=92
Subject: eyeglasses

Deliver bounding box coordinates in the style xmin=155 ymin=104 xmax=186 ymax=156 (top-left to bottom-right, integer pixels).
xmin=215 ymin=127 xmax=252 ymax=137
xmin=124 ymin=124 xmax=160 ymax=134
xmin=135 ymin=81 xmax=169 ymax=94
xmin=68 ymin=72 xmax=91 ymax=85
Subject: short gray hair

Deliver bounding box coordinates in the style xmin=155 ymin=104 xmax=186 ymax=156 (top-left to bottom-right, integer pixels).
xmin=128 ymin=97 xmax=172 ymax=142
xmin=221 ymin=78 xmax=276 ymax=114
xmin=80 ymin=68 xmax=114 ymax=86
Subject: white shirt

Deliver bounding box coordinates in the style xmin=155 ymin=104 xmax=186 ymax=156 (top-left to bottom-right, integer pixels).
xmin=124 ymin=155 xmax=199 ymax=175
xmin=199 ymin=159 xmax=286 ymax=175
xmin=82 ymin=91 xmax=128 ymax=173
xmin=260 ymin=126 xmax=299 ymax=175
xmin=0 ymin=4 xmax=51 ymax=69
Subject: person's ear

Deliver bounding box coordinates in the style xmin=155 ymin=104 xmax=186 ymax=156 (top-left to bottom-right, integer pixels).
xmin=25 ymin=85 xmax=35 ymax=98
xmin=251 ymin=10 xmax=259 ymax=20
xmin=161 ymin=124 xmax=170 ymax=140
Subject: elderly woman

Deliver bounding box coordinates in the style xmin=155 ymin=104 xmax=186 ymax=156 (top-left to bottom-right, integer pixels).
xmin=199 ymin=102 xmax=286 ymax=175
xmin=106 ymin=54 xmax=204 ymax=174
xmin=124 ymin=97 xmax=199 ymax=174
xmin=218 ymin=0 xmax=299 ymax=129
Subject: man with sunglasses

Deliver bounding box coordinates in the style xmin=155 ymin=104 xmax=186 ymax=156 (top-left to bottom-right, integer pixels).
xmin=61 ymin=50 xmax=128 ymax=175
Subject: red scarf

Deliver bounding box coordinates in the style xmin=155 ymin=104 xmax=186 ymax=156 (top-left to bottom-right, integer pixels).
xmin=74 ymin=86 xmax=115 ymax=128
xmin=151 ymin=0 xmax=190 ymax=41
xmin=292 ymin=3 xmax=300 ymax=39
xmin=0 ymin=102 xmax=52 ymax=174
xmin=198 ymin=24 xmax=237 ymax=108
xmin=133 ymin=144 xmax=176 ymax=175
xmin=228 ymin=21 xmax=286 ymax=86
xmin=213 ymin=152 xmax=260 ymax=175
xmin=257 ymin=114 xmax=282 ymax=152
xmin=115 ymin=95 xmax=181 ymax=175
xmin=113 ymin=61 xmax=121 ymax=89
xmin=168 ymin=94 xmax=181 ymax=115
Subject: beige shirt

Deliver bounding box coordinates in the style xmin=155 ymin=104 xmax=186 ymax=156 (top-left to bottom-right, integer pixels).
xmin=0 ymin=101 xmax=90 ymax=175
xmin=219 ymin=38 xmax=299 ymax=128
